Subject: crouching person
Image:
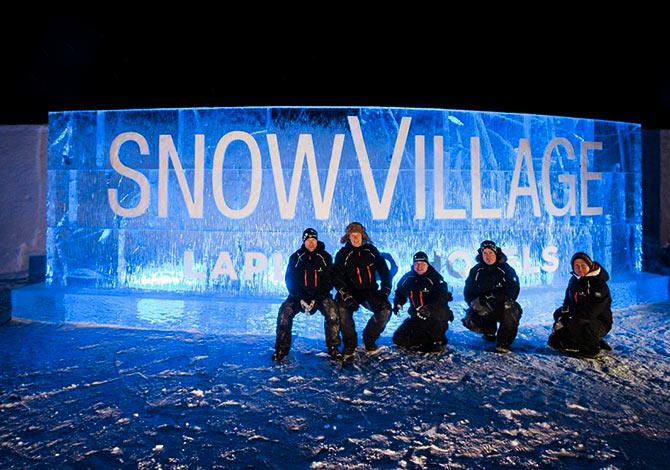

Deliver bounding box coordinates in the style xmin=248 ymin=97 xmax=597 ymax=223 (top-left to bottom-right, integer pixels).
xmin=548 ymin=252 xmax=613 ymax=358
xmin=392 ymin=251 xmax=454 ymax=353
xmin=462 ymin=240 xmax=522 ymax=353
xmin=272 ymin=228 xmax=341 ymax=362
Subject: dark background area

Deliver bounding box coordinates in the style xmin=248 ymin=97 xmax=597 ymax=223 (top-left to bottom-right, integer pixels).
xmin=3 ymin=15 xmax=670 ymax=128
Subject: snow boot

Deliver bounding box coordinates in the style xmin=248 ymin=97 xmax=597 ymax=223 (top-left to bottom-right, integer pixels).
xmin=364 ymin=340 xmax=380 ymax=354
xmin=423 ymin=341 xmax=445 ymax=353
xmin=272 ymin=350 xmax=288 ymax=362
xmin=342 ymin=349 xmax=356 ymax=362
xmin=495 ymin=344 xmax=511 ymax=354
xmin=328 ymin=347 xmax=343 ymax=361
xmin=547 ymin=334 xmax=564 ymax=351
xmin=575 ymin=347 xmax=600 ymax=359
xmin=598 ymin=339 xmax=612 ymax=351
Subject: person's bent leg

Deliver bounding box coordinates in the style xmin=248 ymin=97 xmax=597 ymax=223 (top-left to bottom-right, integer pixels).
xmin=362 ymin=292 xmax=392 ymax=351
xmin=549 ymin=320 xmax=581 ymax=353
xmin=572 ymin=319 xmax=604 ymax=357
xmin=482 ymin=314 xmax=498 ymax=337
xmin=462 ymin=308 xmax=487 ymax=334
xmin=393 ymin=316 xmax=423 ymax=350
xmin=428 ymin=305 xmax=450 ymax=342
xmin=496 ymin=302 xmax=522 ymax=349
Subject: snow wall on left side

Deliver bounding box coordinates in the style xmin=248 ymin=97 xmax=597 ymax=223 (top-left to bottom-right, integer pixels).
xmin=0 ymin=125 xmax=47 ymax=281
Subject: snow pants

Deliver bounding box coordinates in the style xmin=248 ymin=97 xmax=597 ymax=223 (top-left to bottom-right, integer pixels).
xmin=393 ymin=304 xmax=453 ymax=352
xmin=337 ymin=290 xmax=391 ymax=353
xmin=463 ymin=301 xmax=522 ymax=347
xmin=548 ymin=308 xmax=611 ymax=355
xmin=274 ymin=297 xmax=340 ymax=354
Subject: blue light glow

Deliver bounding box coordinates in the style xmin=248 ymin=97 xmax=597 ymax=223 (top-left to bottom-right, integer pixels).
xmin=47 ymin=107 xmax=641 ymax=295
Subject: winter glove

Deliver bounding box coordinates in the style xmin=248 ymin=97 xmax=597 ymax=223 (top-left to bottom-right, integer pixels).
xmin=446 ymin=308 xmax=455 ymax=322
xmin=300 ymin=299 xmax=316 ymax=314
xmin=415 ymin=305 xmax=431 ymax=321
xmin=445 ymin=291 xmax=454 ymax=302
xmin=340 ymin=290 xmax=357 ymax=309
xmin=393 ymin=303 xmax=403 ymax=316
xmin=480 ymin=293 xmax=495 ymax=312
xmin=469 ymin=297 xmax=491 ymax=316
xmin=553 ymin=305 xmax=569 ymax=322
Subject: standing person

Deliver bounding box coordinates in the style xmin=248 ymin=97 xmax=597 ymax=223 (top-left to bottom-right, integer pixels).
xmin=272 ymin=228 xmax=340 ymax=362
xmin=392 ymin=251 xmax=454 ymax=352
xmin=548 ymin=252 xmax=613 ymax=358
xmin=462 ymin=240 xmax=522 ymax=353
xmin=333 ymin=222 xmax=392 ymax=359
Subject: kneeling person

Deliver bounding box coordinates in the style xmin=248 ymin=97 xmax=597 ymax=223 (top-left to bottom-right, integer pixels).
xmin=273 ymin=228 xmax=340 ymax=361
xmin=392 ymin=251 xmax=454 ymax=352
xmin=548 ymin=252 xmax=612 ymax=358
xmin=462 ymin=240 xmax=522 ymax=353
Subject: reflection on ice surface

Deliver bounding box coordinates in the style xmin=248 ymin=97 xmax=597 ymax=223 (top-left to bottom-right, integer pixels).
xmin=12 ymin=271 xmax=667 ymax=336
xmin=136 ymin=298 xmax=185 ymax=325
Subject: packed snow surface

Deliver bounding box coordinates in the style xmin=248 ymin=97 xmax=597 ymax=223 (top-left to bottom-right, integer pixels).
xmin=1 ymin=302 xmax=669 ymax=468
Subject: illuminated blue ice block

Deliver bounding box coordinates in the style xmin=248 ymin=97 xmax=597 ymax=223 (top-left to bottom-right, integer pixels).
xmin=47 ymin=107 xmax=641 ymax=296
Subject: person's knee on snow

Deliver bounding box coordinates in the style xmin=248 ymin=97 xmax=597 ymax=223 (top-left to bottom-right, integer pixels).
xmin=496 ymin=301 xmax=521 ymax=347
xmin=548 ymin=252 xmax=613 ymax=357
xmin=462 ymin=240 xmax=521 ymax=350
xmin=391 ymin=250 xmax=454 ymax=353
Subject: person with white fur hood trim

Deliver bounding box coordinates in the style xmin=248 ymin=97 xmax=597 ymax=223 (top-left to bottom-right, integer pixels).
xmin=548 ymin=252 xmax=613 ymax=358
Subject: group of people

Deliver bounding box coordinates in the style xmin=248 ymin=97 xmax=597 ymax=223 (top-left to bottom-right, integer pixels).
xmin=272 ymin=222 xmax=613 ymax=362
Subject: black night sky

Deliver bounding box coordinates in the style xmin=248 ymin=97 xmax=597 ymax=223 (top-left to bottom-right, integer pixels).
xmin=4 ymin=15 xmax=670 ymax=128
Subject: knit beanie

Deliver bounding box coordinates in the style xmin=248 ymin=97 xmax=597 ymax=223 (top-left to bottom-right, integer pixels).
xmin=302 ymin=228 xmax=318 ymax=242
xmin=413 ymin=251 xmax=429 ymax=263
xmin=570 ymin=252 xmax=593 ymax=270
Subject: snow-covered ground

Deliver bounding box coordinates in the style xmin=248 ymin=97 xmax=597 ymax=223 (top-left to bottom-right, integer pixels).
xmin=1 ymin=301 xmax=669 ymax=468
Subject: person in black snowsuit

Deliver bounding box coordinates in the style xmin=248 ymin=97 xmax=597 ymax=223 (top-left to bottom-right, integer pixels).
xmin=548 ymin=252 xmax=613 ymax=358
xmin=392 ymin=251 xmax=454 ymax=352
xmin=333 ymin=222 xmax=392 ymax=359
xmin=272 ymin=228 xmax=340 ymax=362
xmin=462 ymin=240 xmax=522 ymax=353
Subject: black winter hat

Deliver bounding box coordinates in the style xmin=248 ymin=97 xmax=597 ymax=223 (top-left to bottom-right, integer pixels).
xmin=478 ymin=240 xmax=497 ymax=254
xmin=413 ymin=251 xmax=429 ymax=263
xmin=570 ymin=252 xmax=593 ymax=270
xmin=302 ymin=228 xmax=318 ymax=242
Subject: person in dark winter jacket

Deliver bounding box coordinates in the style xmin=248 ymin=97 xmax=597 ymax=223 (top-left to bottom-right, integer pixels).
xmin=272 ymin=228 xmax=340 ymax=362
xmin=392 ymin=251 xmax=454 ymax=352
xmin=333 ymin=222 xmax=392 ymax=359
xmin=547 ymin=252 xmax=613 ymax=358
xmin=462 ymin=240 xmax=522 ymax=353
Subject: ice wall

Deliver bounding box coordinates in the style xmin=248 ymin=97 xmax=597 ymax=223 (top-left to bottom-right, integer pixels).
xmin=47 ymin=107 xmax=641 ymax=296
xmin=0 ymin=125 xmax=48 ymax=280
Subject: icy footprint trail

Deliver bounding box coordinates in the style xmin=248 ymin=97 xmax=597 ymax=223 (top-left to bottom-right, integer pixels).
xmin=1 ymin=303 xmax=669 ymax=468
